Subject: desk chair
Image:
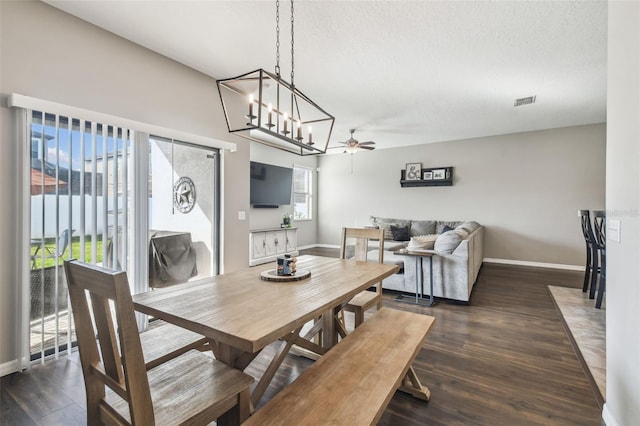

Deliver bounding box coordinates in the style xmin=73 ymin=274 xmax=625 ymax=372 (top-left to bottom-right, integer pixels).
xmin=339 ymin=227 xmax=385 ymax=330
xmin=64 ymin=260 xmax=253 ymax=425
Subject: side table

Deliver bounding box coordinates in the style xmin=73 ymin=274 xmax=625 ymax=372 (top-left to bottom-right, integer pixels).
xmin=393 ymin=249 xmax=436 ymax=307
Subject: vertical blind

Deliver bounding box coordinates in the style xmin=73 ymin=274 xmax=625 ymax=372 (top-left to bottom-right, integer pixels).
xmin=29 ymin=110 xmax=132 ymax=362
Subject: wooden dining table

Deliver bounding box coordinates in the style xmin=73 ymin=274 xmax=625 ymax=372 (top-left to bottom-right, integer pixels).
xmin=132 ymin=255 xmax=399 ymax=422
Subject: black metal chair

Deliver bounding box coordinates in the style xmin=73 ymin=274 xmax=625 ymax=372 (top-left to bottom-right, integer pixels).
xmin=592 ymin=210 xmax=606 ymax=309
xmin=579 ymin=210 xmax=598 ymax=296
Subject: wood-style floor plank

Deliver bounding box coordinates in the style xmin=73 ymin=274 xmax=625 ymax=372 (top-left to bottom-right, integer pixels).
xmin=0 ymin=254 xmax=602 ymax=425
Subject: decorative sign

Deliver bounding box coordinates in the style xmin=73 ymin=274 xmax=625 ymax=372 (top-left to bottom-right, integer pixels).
xmin=173 ymin=176 xmax=196 ymax=214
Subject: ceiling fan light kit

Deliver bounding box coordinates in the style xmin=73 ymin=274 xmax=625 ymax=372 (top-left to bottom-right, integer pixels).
xmin=338 ymin=129 xmax=376 ymax=154
xmin=217 ymin=0 xmax=334 ymax=155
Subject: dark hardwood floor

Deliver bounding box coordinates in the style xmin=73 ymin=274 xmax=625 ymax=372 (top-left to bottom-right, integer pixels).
xmin=0 ymin=251 xmax=602 ymax=425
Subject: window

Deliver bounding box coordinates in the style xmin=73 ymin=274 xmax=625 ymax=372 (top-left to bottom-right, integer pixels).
xmin=293 ymin=165 xmax=313 ymax=220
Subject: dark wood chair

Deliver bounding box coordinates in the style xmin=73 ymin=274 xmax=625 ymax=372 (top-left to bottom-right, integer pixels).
xmin=592 ymin=210 xmax=606 ymax=309
xmin=64 ymin=260 xmax=253 ymax=425
xmin=339 ymin=227 xmax=385 ymax=329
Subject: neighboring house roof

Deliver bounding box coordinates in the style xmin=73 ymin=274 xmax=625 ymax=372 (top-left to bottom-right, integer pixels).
xmin=30 ymin=168 xmax=66 ymax=195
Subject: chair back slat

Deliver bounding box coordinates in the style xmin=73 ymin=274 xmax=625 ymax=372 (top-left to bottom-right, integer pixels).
xmin=64 ymin=260 xmax=154 ymax=425
xmin=89 ymin=293 xmax=124 ymax=384
xmin=579 ymin=210 xmax=597 ymax=245
xmin=593 ymin=210 xmax=606 ymax=248
xmin=340 ymin=227 xmax=385 ymax=261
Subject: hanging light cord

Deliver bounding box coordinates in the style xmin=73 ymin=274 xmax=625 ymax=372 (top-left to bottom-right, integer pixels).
xmin=275 ymin=0 xmax=280 ymax=77
xmin=290 ymin=0 xmax=295 ymax=86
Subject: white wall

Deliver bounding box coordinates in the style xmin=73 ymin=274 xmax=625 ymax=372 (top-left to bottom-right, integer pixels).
xmin=603 ymin=2 xmax=640 ymax=425
xmin=0 ymin=1 xmax=251 ymax=369
xmin=249 ymin=142 xmax=318 ymax=247
xmin=318 ymin=124 xmax=606 ymax=267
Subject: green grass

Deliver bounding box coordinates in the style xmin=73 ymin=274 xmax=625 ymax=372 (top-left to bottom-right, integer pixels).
xmin=31 ymin=236 xmax=104 ymax=269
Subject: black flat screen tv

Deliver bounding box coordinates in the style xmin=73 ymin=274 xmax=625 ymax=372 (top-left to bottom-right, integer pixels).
xmin=250 ymin=161 xmax=293 ymax=208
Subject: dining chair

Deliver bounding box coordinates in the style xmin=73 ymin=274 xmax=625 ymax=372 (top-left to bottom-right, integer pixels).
xmin=593 ymin=210 xmax=606 ymax=309
xmin=339 ymin=227 xmax=385 ymax=329
xmin=578 ymin=210 xmax=599 ymax=296
xmin=64 ymin=260 xmax=253 ymax=425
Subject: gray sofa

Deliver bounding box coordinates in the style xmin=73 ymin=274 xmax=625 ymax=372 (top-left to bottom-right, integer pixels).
xmin=365 ymin=216 xmax=484 ymax=303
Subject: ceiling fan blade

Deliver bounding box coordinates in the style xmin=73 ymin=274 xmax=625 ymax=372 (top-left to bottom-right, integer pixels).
xmin=359 ymin=145 xmax=375 ymax=150
xmin=358 ymin=141 xmax=375 ymax=145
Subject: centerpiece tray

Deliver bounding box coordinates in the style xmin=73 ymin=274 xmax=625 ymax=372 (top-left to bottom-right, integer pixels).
xmin=260 ymin=268 xmax=311 ymax=282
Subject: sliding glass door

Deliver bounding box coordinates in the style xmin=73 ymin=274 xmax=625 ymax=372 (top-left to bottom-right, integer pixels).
xmin=25 ymin=111 xmax=220 ymax=362
xmin=148 ymin=137 xmax=219 ymax=287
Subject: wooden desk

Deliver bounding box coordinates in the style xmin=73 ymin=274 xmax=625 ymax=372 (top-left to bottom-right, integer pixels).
xmin=132 ymin=255 xmax=399 ymax=413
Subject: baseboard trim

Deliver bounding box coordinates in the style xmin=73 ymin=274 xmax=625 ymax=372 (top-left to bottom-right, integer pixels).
xmin=0 ymin=359 xmax=18 ymax=377
xmin=602 ymin=403 xmax=618 ymax=426
xmin=304 ymin=244 xmax=340 ymax=249
xmin=483 ymin=258 xmax=584 ymax=271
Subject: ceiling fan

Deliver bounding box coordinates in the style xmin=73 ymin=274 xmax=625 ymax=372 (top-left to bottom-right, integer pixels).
xmin=337 ymin=129 xmax=376 ymax=154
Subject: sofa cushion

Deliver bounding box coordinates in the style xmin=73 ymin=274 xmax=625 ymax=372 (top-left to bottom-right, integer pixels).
xmin=436 ymin=221 xmax=461 ymax=234
xmin=368 ymin=240 xmax=407 ymax=252
xmin=456 ymin=221 xmax=480 ymax=233
xmin=371 ymin=217 xmax=411 ymax=240
xmin=367 ymin=250 xmax=404 ymax=270
xmin=390 ymin=225 xmax=410 ymax=241
xmin=434 ymin=230 xmax=463 ymax=254
xmin=410 ymin=220 xmax=436 ymax=236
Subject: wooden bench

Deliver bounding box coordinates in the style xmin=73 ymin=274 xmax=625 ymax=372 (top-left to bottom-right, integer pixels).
xmin=243 ymin=307 xmax=435 ymax=425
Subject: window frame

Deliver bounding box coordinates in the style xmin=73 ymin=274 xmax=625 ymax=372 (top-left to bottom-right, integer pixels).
xmin=292 ymin=164 xmax=313 ymax=221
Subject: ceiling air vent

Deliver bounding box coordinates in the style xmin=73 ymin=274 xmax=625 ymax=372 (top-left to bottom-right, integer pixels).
xmin=514 ymin=95 xmax=536 ymax=107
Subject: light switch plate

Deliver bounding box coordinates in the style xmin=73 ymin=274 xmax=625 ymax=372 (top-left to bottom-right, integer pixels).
xmin=608 ymin=219 xmax=621 ymax=243
xmin=238 ymin=211 xmax=246 ymax=221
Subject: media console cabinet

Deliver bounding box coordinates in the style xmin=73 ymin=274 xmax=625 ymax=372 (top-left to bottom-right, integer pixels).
xmin=249 ymin=227 xmax=299 ymax=266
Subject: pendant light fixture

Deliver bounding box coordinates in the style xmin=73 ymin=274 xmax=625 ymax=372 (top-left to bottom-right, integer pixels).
xmin=217 ymin=0 xmax=335 ymax=155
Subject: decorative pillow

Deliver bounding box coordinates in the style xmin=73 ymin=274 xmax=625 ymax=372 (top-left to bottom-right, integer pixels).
xmin=410 ymin=220 xmax=436 ymax=236
xmin=436 ymin=221 xmax=461 ymax=233
xmin=434 ymin=230 xmax=463 ymax=254
xmin=377 ymin=222 xmax=396 ymax=240
xmin=409 ymin=234 xmax=438 ymax=249
xmin=390 ymin=225 xmax=410 ymax=241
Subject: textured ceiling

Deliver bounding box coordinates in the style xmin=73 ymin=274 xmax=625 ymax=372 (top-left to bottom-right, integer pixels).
xmin=44 ymin=0 xmax=607 ymax=151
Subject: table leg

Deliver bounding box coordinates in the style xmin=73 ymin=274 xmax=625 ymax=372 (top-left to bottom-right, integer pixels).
xmin=395 ymin=255 xmax=435 ymax=306
xmin=428 ymin=255 xmax=435 ymax=306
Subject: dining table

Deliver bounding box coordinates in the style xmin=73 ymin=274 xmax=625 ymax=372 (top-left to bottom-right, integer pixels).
xmin=132 ymin=255 xmax=399 ymax=424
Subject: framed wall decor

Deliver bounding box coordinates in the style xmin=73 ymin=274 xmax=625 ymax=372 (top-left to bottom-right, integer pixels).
xmin=422 ymin=170 xmax=433 ymax=180
xmin=432 ymin=169 xmax=446 ymax=180
xmin=405 ymin=163 xmax=422 ymax=180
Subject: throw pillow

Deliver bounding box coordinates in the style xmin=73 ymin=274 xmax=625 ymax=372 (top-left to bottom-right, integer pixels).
xmin=411 ymin=234 xmax=438 ymax=249
xmin=434 ymin=230 xmax=462 ymax=254
xmin=390 ymin=225 xmax=410 ymax=241
xmin=377 ymin=222 xmax=395 ymax=240
xmin=410 ymin=220 xmax=436 ymax=236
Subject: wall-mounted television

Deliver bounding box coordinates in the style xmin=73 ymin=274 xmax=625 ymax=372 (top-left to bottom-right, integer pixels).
xmin=250 ymin=161 xmax=293 ymax=208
